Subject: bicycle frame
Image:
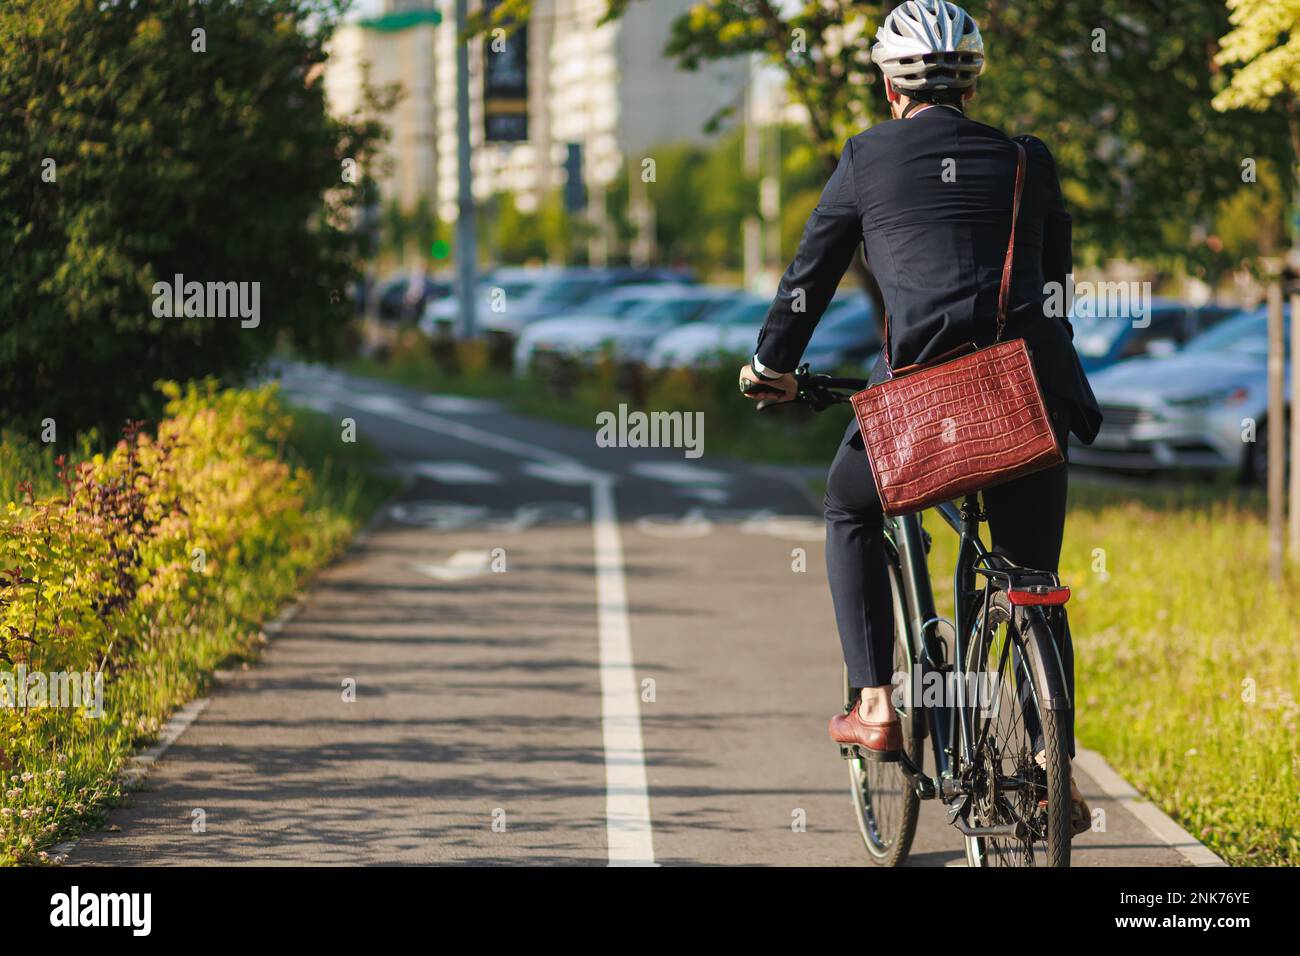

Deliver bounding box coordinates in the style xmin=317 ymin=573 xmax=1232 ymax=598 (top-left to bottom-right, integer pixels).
xmin=792 ymin=369 xmax=1074 ymax=850
xmin=887 ymin=492 xmax=1074 ymax=808
xmin=885 ymin=495 xmax=989 ymax=798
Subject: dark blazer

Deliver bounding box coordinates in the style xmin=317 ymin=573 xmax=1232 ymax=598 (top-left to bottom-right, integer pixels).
xmin=754 ymin=106 xmax=1101 ymax=444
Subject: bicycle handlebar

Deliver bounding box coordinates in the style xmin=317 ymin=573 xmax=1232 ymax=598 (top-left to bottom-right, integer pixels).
xmin=741 ymin=364 xmax=869 ymax=412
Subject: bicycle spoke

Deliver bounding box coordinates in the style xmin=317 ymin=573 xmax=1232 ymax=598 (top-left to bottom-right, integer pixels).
xmin=965 ymin=598 xmax=1054 ymax=867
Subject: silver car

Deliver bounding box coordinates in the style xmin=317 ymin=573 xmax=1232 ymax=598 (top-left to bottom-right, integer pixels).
xmin=1072 ymin=305 xmax=1291 ymax=483
xmin=513 ymin=284 xmax=725 ymax=369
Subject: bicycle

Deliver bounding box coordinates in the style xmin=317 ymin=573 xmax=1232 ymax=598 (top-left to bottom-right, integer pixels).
xmin=745 ymin=365 xmax=1077 ymax=867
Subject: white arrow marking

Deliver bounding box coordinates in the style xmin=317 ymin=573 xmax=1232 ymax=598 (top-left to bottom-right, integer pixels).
xmin=413 ymin=550 xmax=493 ymax=581
xmin=635 ymin=509 xmax=714 ymax=538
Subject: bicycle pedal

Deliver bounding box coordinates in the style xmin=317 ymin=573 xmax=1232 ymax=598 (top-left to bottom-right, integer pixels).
xmin=838 ymin=743 xmax=901 ymax=763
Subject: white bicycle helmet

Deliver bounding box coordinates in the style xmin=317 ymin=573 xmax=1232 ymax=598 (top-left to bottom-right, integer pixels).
xmin=872 ymin=0 xmax=985 ymax=93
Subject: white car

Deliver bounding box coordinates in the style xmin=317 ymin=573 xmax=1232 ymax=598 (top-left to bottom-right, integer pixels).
xmin=645 ymin=296 xmax=769 ymax=369
xmin=514 ymin=285 xmax=733 ymax=369
xmin=646 ymin=293 xmax=879 ymax=371
xmin=420 ymin=268 xmax=613 ymax=336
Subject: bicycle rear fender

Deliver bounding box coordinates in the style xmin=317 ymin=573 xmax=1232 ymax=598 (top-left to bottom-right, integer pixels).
xmin=1015 ymin=605 xmax=1072 ymax=711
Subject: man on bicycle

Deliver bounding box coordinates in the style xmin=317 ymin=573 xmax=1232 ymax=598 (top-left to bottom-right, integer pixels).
xmin=739 ymin=0 xmax=1100 ymax=829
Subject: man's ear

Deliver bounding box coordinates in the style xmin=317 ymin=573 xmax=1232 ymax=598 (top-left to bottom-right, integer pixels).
xmin=884 ymin=76 xmax=900 ymax=103
xmin=963 ymin=86 xmax=977 ymax=103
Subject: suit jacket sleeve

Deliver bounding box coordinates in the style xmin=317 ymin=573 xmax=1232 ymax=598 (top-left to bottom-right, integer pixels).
xmin=754 ymin=139 xmax=864 ymax=373
xmin=1022 ymin=135 xmax=1074 ymax=339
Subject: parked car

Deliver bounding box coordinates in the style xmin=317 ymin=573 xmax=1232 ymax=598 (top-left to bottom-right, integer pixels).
xmin=797 ymin=295 xmax=882 ymax=371
xmin=513 ymin=284 xmax=726 ymax=368
xmin=645 ymin=292 xmax=879 ymax=371
xmin=420 ymin=266 xmax=694 ymax=336
xmin=1070 ymin=297 xmax=1238 ymax=373
xmin=376 ymin=273 xmax=452 ymax=323
xmin=1072 ymin=305 xmax=1290 ymax=484
xmin=644 ymin=295 xmax=770 ymax=370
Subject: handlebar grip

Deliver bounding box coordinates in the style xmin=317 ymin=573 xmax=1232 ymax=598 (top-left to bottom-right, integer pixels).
xmin=739 ymin=378 xmax=785 ymax=398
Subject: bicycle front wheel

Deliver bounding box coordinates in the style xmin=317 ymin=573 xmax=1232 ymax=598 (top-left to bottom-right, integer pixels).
xmin=844 ymin=560 xmax=921 ymax=866
xmin=962 ymin=590 xmax=1071 ymax=868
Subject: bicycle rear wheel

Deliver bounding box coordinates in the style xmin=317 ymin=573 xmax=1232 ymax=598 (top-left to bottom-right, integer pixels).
xmin=844 ymin=560 xmax=921 ymax=866
xmin=962 ymin=590 xmax=1071 ymax=868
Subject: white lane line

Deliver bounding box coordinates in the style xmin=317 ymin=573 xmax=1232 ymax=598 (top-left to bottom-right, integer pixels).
xmin=334 ymin=383 xmax=655 ymax=866
xmin=1074 ymin=747 xmax=1226 ymax=867
xmin=349 ymin=393 xmax=574 ymax=465
xmin=591 ymin=475 xmax=655 ymax=866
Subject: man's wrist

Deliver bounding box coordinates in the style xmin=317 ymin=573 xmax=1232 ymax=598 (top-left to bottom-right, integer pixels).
xmin=751 ymin=354 xmax=787 ymax=380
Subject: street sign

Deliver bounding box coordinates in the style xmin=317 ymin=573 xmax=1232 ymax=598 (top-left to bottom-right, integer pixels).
xmin=482 ymin=0 xmax=528 ymax=142
xmin=564 ymin=142 xmax=585 ymax=214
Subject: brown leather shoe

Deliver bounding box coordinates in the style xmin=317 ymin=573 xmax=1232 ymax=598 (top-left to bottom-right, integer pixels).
xmin=830 ymin=706 xmax=903 ymax=762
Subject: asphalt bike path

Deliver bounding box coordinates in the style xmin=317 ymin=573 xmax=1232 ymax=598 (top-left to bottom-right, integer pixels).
xmin=69 ymin=365 xmax=1195 ymax=866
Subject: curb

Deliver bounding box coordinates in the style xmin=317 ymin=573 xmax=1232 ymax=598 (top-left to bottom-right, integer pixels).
xmin=1074 ymin=747 xmax=1228 ymax=867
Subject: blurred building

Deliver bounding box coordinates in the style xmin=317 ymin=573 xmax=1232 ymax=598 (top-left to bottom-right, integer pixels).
xmin=324 ymin=0 xmax=746 ymax=260
xmin=324 ymin=2 xmax=441 ymax=211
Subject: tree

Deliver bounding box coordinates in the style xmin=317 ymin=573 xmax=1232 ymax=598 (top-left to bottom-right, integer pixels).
xmin=1212 ymin=0 xmax=1300 ymax=156
xmin=1211 ymin=0 xmax=1300 ymax=571
xmin=0 ymin=0 xmax=386 ymax=435
xmin=1212 ymin=0 xmax=1300 ymax=246
xmin=483 ymin=1 xmax=1292 ymax=287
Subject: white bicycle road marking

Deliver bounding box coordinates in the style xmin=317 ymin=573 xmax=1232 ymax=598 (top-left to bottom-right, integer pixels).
xmin=292 ymin=396 xmax=336 ymax=415
xmin=418 ymin=394 xmax=500 ymax=415
xmin=330 ymin=388 xmax=655 ymax=866
xmin=629 ymin=461 xmax=731 ymax=485
xmin=522 ymin=460 xmax=614 ymax=485
xmin=413 ymin=461 xmax=503 ymax=485
xmin=388 ymin=500 xmax=588 ymax=533
xmin=635 ymin=508 xmax=825 ymax=541
xmin=678 ymin=486 xmax=730 ymax=503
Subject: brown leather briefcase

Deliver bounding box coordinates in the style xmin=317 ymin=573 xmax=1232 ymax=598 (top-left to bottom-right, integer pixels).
xmin=850 ymin=142 xmax=1063 ymax=517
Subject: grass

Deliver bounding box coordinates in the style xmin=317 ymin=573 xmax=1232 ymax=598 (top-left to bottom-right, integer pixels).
xmin=347 ymin=337 xmax=1298 ymax=867
xmin=0 ymin=394 xmax=397 ymax=863
xmin=919 ymin=481 xmax=1298 ymax=867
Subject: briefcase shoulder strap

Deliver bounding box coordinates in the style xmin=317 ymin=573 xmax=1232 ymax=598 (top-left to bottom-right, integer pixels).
xmin=995 ymin=141 xmax=1028 ymax=342
xmin=881 ymin=139 xmax=1028 ymax=375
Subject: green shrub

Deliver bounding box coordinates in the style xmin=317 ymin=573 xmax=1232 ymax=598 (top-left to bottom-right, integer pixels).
xmin=0 ymin=380 xmax=392 ymax=863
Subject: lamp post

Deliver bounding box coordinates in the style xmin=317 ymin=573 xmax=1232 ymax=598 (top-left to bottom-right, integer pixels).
xmin=454 ymin=0 xmax=477 ymax=339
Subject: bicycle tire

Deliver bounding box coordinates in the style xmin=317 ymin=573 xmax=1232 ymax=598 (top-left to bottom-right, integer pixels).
xmin=962 ymin=590 xmax=1071 ymax=868
xmin=844 ymin=560 xmax=921 ymax=866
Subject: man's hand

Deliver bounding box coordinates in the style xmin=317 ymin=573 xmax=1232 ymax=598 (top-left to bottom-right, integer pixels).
xmin=738 ymin=364 xmax=797 ymax=409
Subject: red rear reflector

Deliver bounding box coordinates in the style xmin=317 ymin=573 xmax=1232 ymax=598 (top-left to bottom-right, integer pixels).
xmin=1007 ymin=586 xmax=1070 ymax=606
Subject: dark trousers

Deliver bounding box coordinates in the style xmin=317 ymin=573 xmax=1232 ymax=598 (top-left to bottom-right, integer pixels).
xmin=823 ymin=398 xmax=1076 ymax=754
